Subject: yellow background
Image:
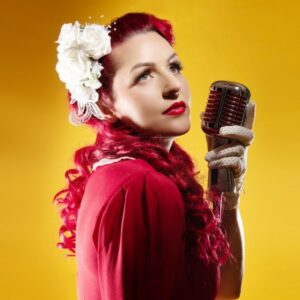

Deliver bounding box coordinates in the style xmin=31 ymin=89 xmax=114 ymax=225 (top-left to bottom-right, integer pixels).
xmin=1 ymin=0 xmax=299 ymax=299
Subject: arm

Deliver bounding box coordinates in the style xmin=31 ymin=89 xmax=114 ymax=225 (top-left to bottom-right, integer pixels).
xmin=95 ymin=172 xmax=185 ymax=300
xmin=216 ymin=206 xmax=244 ymax=299
xmin=202 ymin=102 xmax=256 ymax=299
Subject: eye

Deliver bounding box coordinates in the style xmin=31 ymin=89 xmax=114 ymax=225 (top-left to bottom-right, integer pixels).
xmin=169 ymin=61 xmax=184 ymax=73
xmin=135 ymin=69 xmax=153 ymax=83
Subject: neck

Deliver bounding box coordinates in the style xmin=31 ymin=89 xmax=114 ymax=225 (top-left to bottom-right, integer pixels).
xmin=152 ymin=135 xmax=175 ymax=152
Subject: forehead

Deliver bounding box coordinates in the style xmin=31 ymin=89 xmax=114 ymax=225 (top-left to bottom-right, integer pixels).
xmin=111 ymin=31 xmax=175 ymax=72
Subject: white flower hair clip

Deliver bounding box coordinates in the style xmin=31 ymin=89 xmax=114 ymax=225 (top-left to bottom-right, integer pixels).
xmin=55 ymin=21 xmax=112 ymax=125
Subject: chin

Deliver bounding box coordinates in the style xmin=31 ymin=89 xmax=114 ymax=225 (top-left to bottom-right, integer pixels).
xmin=160 ymin=120 xmax=191 ymax=136
xmin=176 ymin=124 xmax=191 ymax=136
xmin=124 ymin=114 xmax=191 ymax=137
xmin=173 ymin=117 xmax=191 ymax=134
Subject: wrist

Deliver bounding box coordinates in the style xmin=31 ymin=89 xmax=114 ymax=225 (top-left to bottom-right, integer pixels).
xmin=221 ymin=191 xmax=240 ymax=210
xmin=205 ymin=190 xmax=241 ymax=212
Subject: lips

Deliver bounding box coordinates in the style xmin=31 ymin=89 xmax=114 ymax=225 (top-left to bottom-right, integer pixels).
xmin=163 ymin=101 xmax=186 ymax=114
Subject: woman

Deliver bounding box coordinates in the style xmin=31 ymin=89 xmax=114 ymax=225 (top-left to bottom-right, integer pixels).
xmin=53 ymin=12 xmax=255 ymax=300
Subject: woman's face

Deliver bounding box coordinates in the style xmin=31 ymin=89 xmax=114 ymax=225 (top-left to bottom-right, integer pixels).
xmin=108 ymin=31 xmax=191 ymax=137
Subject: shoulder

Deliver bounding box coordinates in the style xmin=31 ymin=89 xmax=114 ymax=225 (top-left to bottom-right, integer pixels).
xmin=79 ymin=159 xmax=185 ymax=252
xmin=84 ymin=158 xmax=176 ymax=204
xmin=88 ymin=158 xmax=156 ymax=190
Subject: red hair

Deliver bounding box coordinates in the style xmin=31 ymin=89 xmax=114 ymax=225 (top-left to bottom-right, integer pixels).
xmin=53 ymin=12 xmax=233 ymax=267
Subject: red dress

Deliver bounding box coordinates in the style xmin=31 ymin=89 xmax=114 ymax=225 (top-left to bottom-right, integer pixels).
xmin=76 ymin=158 xmax=220 ymax=300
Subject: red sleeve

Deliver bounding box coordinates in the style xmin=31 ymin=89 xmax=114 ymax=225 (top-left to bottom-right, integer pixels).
xmin=94 ymin=171 xmax=186 ymax=300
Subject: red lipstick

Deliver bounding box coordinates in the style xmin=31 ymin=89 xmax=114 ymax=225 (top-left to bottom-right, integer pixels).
xmin=163 ymin=101 xmax=186 ymax=115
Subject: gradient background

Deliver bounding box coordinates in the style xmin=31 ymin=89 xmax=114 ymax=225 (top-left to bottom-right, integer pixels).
xmin=1 ymin=0 xmax=299 ymax=299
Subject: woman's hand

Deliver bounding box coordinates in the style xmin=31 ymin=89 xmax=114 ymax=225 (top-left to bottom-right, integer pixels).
xmin=201 ymin=101 xmax=256 ymax=193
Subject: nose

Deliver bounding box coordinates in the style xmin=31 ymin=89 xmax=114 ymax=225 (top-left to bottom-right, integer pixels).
xmin=162 ymin=73 xmax=181 ymax=100
xmin=163 ymin=88 xmax=180 ymax=100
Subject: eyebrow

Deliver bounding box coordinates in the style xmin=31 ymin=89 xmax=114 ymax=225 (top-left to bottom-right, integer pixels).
xmin=130 ymin=53 xmax=178 ymax=73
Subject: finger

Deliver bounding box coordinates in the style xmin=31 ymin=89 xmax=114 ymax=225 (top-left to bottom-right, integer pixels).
xmin=244 ymin=101 xmax=256 ymax=130
xmin=219 ymin=125 xmax=254 ymax=146
xmin=205 ymin=143 xmax=245 ymax=162
xmin=208 ymin=156 xmax=245 ymax=178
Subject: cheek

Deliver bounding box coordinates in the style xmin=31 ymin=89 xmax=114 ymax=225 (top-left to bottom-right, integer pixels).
xmin=119 ymin=96 xmax=162 ymax=128
xmin=182 ymin=79 xmax=190 ymax=100
xmin=132 ymin=84 xmax=160 ymax=101
xmin=129 ymin=98 xmax=158 ymax=123
xmin=115 ymin=94 xmax=153 ymax=122
xmin=128 ymin=87 xmax=160 ymax=113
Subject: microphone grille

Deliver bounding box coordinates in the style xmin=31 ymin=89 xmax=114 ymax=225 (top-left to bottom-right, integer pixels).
xmin=202 ymin=81 xmax=251 ymax=135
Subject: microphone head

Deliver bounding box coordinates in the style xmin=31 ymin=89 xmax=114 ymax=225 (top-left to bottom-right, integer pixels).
xmin=202 ymin=80 xmax=251 ymax=136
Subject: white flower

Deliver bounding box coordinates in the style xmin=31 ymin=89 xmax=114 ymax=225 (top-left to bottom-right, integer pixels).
xmin=56 ymin=22 xmax=81 ymax=53
xmin=82 ymin=61 xmax=104 ymax=89
xmin=56 ymin=48 xmax=92 ymax=86
xmin=55 ymin=20 xmax=112 ymax=125
xmin=78 ymin=24 xmax=111 ymax=59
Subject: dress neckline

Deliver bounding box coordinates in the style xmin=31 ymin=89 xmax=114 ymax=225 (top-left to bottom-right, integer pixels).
xmin=92 ymin=156 xmax=137 ymax=171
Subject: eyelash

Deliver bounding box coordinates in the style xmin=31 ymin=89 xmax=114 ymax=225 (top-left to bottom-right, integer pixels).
xmin=135 ymin=62 xmax=184 ymax=83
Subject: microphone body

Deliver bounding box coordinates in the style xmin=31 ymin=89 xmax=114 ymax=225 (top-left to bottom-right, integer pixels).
xmin=202 ymin=80 xmax=251 ymax=216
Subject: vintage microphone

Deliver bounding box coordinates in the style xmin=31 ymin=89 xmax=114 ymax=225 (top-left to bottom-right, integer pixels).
xmin=201 ymin=80 xmax=251 ymax=217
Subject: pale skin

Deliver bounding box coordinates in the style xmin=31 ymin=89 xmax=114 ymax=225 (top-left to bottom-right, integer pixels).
xmin=100 ymin=31 xmax=244 ymax=299
xmin=102 ymin=31 xmax=191 ymax=148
